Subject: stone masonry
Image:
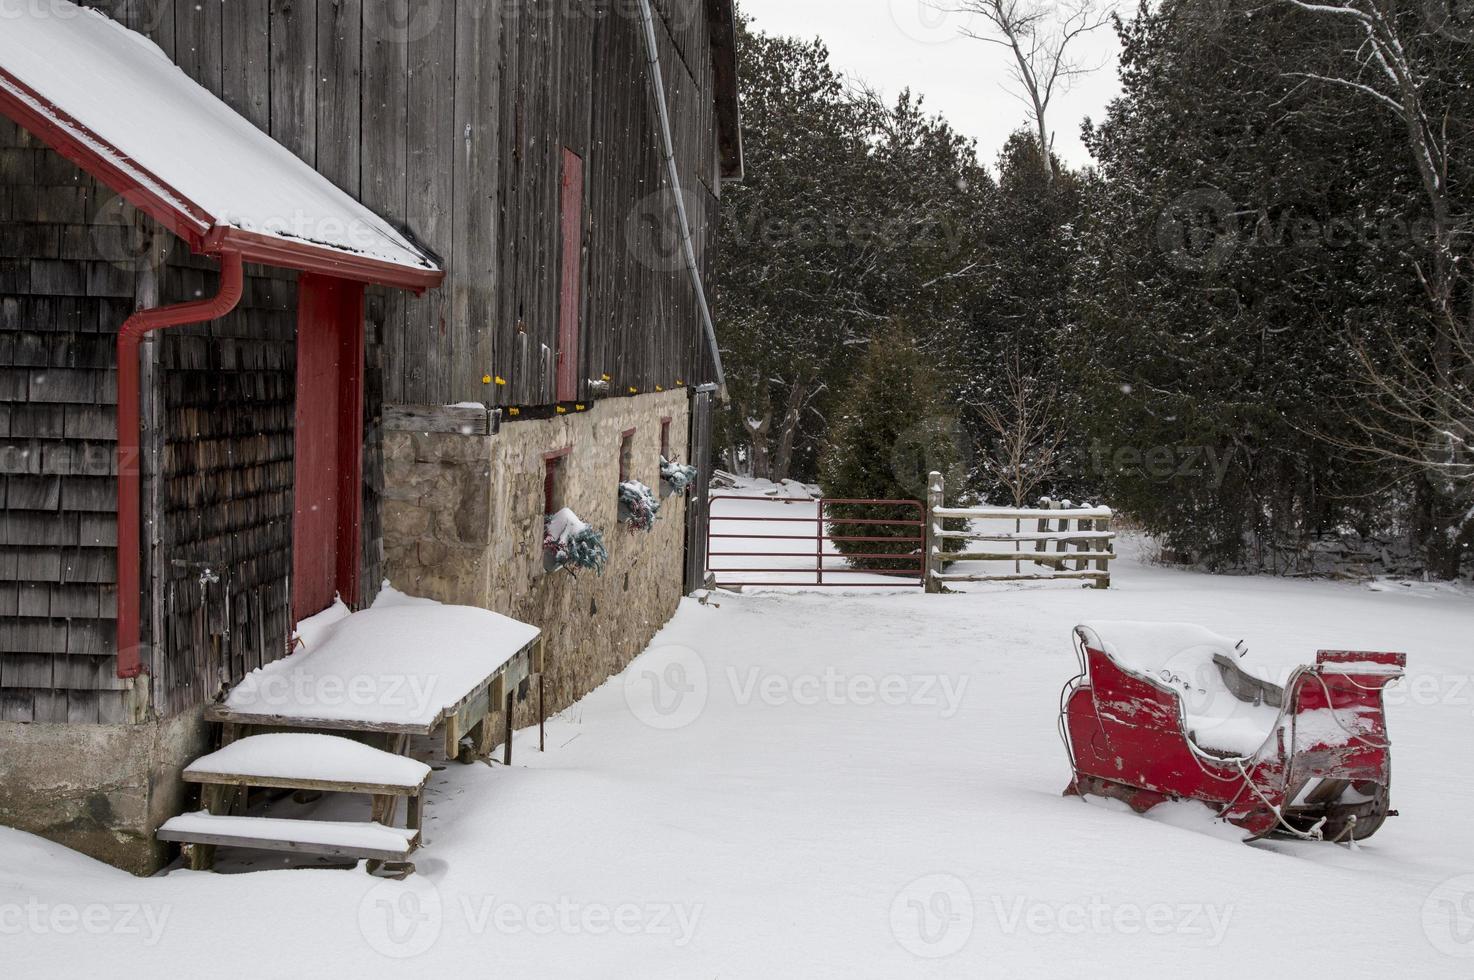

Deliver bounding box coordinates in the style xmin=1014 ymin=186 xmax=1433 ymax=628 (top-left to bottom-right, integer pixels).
xmin=382 ymin=390 xmax=693 ymax=718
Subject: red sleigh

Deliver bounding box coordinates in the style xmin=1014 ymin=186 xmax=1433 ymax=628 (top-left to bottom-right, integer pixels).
xmin=1061 ymin=622 xmax=1406 ymax=843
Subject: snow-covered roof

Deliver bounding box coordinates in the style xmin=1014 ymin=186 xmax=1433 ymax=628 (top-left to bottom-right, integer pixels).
xmin=0 ymin=1 xmax=439 ymax=287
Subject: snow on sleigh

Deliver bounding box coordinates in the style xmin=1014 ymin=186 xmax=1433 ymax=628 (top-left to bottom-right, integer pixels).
xmin=1060 ymin=621 xmax=1406 ymax=843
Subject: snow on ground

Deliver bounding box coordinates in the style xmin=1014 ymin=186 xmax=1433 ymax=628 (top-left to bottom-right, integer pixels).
xmin=4 ymin=502 xmax=1474 ymax=977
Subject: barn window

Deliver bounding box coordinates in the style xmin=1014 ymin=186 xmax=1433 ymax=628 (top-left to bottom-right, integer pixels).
xmin=619 ymin=428 xmax=636 ymax=482
xmin=544 ymin=448 xmax=571 ymax=514
xmin=660 ymin=417 xmax=673 ymax=459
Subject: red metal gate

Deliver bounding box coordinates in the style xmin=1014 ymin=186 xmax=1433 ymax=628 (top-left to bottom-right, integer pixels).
xmin=706 ymin=496 xmax=926 ymax=589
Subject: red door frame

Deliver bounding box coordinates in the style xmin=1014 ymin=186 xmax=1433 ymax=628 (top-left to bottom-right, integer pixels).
xmin=293 ymin=274 xmax=366 ymax=619
xmin=557 ymin=147 xmax=585 ymax=403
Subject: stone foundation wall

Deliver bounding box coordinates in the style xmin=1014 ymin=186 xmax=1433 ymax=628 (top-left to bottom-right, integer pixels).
xmin=0 ymin=707 xmax=209 ymax=875
xmin=383 ymin=390 xmax=692 ymax=716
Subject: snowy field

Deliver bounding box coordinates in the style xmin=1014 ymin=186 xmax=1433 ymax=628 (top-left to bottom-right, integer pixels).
xmin=4 ymin=510 xmax=1474 ymax=976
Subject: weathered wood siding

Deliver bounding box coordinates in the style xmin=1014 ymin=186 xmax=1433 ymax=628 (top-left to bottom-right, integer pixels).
xmin=0 ymin=0 xmax=733 ymax=718
xmin=0 ymin=117 xmax=128 ymax=723
xmin=78 ymin=0 xmax=728 ymax=407
xmin=0 ymin=116 xmax=303 ymax=719
xmin=154 ymin=260 xmax=298 ymax=718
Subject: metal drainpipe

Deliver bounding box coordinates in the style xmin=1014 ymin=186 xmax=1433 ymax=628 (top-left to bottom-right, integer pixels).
xmin=115 ymin=250 xmax=245 ymax=679
xmin=634 ymin=0 xmax=725 ymax=389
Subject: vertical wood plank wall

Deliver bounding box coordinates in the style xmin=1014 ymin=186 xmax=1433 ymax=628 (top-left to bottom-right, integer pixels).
xmin=79 ymin=0 xmax=727 ymax=408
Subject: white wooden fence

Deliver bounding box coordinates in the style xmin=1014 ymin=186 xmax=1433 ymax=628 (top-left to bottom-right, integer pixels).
xmin=925 ymin=472 xmax=1115 ymax=591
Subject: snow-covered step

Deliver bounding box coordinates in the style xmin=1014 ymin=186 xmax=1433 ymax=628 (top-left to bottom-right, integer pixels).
xmin=183 ymin=733 xmax=431 ymax=795
xmin=157 ymin=812 xmax=419 ymax=862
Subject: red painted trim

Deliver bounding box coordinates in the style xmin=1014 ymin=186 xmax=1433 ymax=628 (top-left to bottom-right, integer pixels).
xmin=621 ymin=427 xmax=638 ymax=439
xmin=292 ymin=275 xmax=366 ymax=618
xmin=0 ymin=68 xmax=211 ymax=246
xmin=335 ymin=283 xmax=366 ymax=607
xmin=556 ymin=148 xmax=584 ymax=402
xmin=542 ymin=447 xmax=573 ymax=462
xmin=0 ymin=69 xmax=443 ymax=293
xmin=206 ymin=227 xmax=443 ymax=293
xmin=116 ymin=251 xmax=245 ymax=679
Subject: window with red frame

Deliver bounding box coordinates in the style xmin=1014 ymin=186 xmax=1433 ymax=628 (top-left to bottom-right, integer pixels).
xmin=544 ymin=449 xmax=571 ymax=514
xmin=660 ymin=417 xmax=672 ymax=459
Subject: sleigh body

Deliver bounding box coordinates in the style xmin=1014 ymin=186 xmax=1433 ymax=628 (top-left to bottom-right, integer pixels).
xmin=1061 ymin=622 xmax=1405 ymax=843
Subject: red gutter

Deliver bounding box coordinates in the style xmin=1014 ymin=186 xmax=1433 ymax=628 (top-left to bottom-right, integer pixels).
xmin=115 ymin=251 xmax=245 ymax=679
xmin=205 ymin=226 xmax=442 ymax=294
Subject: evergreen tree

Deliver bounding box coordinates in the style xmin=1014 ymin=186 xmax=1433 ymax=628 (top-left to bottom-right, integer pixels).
xmin=713 ymin=20 xmax=991 ymax=483
xmin=1069 ymin=0 xmax=1427 ymax=569
xmin=819 ymin=325 xmax=963 ymax=569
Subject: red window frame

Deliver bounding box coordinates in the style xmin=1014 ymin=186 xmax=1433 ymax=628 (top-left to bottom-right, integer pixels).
xmin=543 ymin=447 xmax=572 ymax=514
xmin=660 ymin=417 xmax=673 ymax=459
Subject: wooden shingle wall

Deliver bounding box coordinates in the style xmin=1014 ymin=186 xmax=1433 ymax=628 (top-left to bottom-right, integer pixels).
xmin=76 ymin=0 xmax=726 ymax=408
xmin=153 ymin=260 xmax=298 ymax=718
xmin=0 ymin=117 xmax=130 ymax=723
xmin=0 ymin=115 xmax=301 ymax=721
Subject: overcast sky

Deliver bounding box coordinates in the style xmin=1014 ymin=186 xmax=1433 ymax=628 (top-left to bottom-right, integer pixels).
xmin=736 ymin=0 xmax=1124 ymax=170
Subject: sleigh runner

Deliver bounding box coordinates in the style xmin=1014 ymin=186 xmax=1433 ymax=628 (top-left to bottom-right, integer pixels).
xmin=1061 ymin=622 xmax=1406 ymax=843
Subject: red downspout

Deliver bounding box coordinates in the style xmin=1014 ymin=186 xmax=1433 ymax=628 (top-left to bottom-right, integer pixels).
xmin=116 ymin=251 xmax=245 ymax=679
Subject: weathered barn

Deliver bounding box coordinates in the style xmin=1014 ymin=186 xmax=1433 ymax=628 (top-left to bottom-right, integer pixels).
xmin=0 ymin=0 xmax=739 ymax=873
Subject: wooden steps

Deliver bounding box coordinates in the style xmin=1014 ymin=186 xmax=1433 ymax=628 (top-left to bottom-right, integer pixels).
xmin=157 ymin=813 xmax=419 ymax=863
xmin=159 ymin=733 xmax=430 ymax=874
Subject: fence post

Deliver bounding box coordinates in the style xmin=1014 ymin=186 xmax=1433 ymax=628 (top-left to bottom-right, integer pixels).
xmin=1096 ymin=512 xmax=1113 ymax=589
xmin=1035 ymin=498 xmax=1051 ymax=570
xmin=926 ymin=471 xmax=944 ymax=593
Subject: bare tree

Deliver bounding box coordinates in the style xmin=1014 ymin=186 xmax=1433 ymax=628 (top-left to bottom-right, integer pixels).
xmin=975 ymin=356 xmax=1067 ymax=507
xmin=1282 ymin=0 xmax=1467 ymax=335
xmin=1282 ymin=0 xmax=1472 ymax=574
xmin=952 ymin=0 xmax=1112 ymax=181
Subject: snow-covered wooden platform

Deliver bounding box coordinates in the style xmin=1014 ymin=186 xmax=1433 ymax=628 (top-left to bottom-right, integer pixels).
xmin=157 ymin=813 xmax=420 ymax=864
xmin=183 ymin=733 xmax=432 ymax=795
xmin=205 ymin=588 xmax=544 ymax=761
xmin=164 ymin=733 xmax=433 ymax=873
